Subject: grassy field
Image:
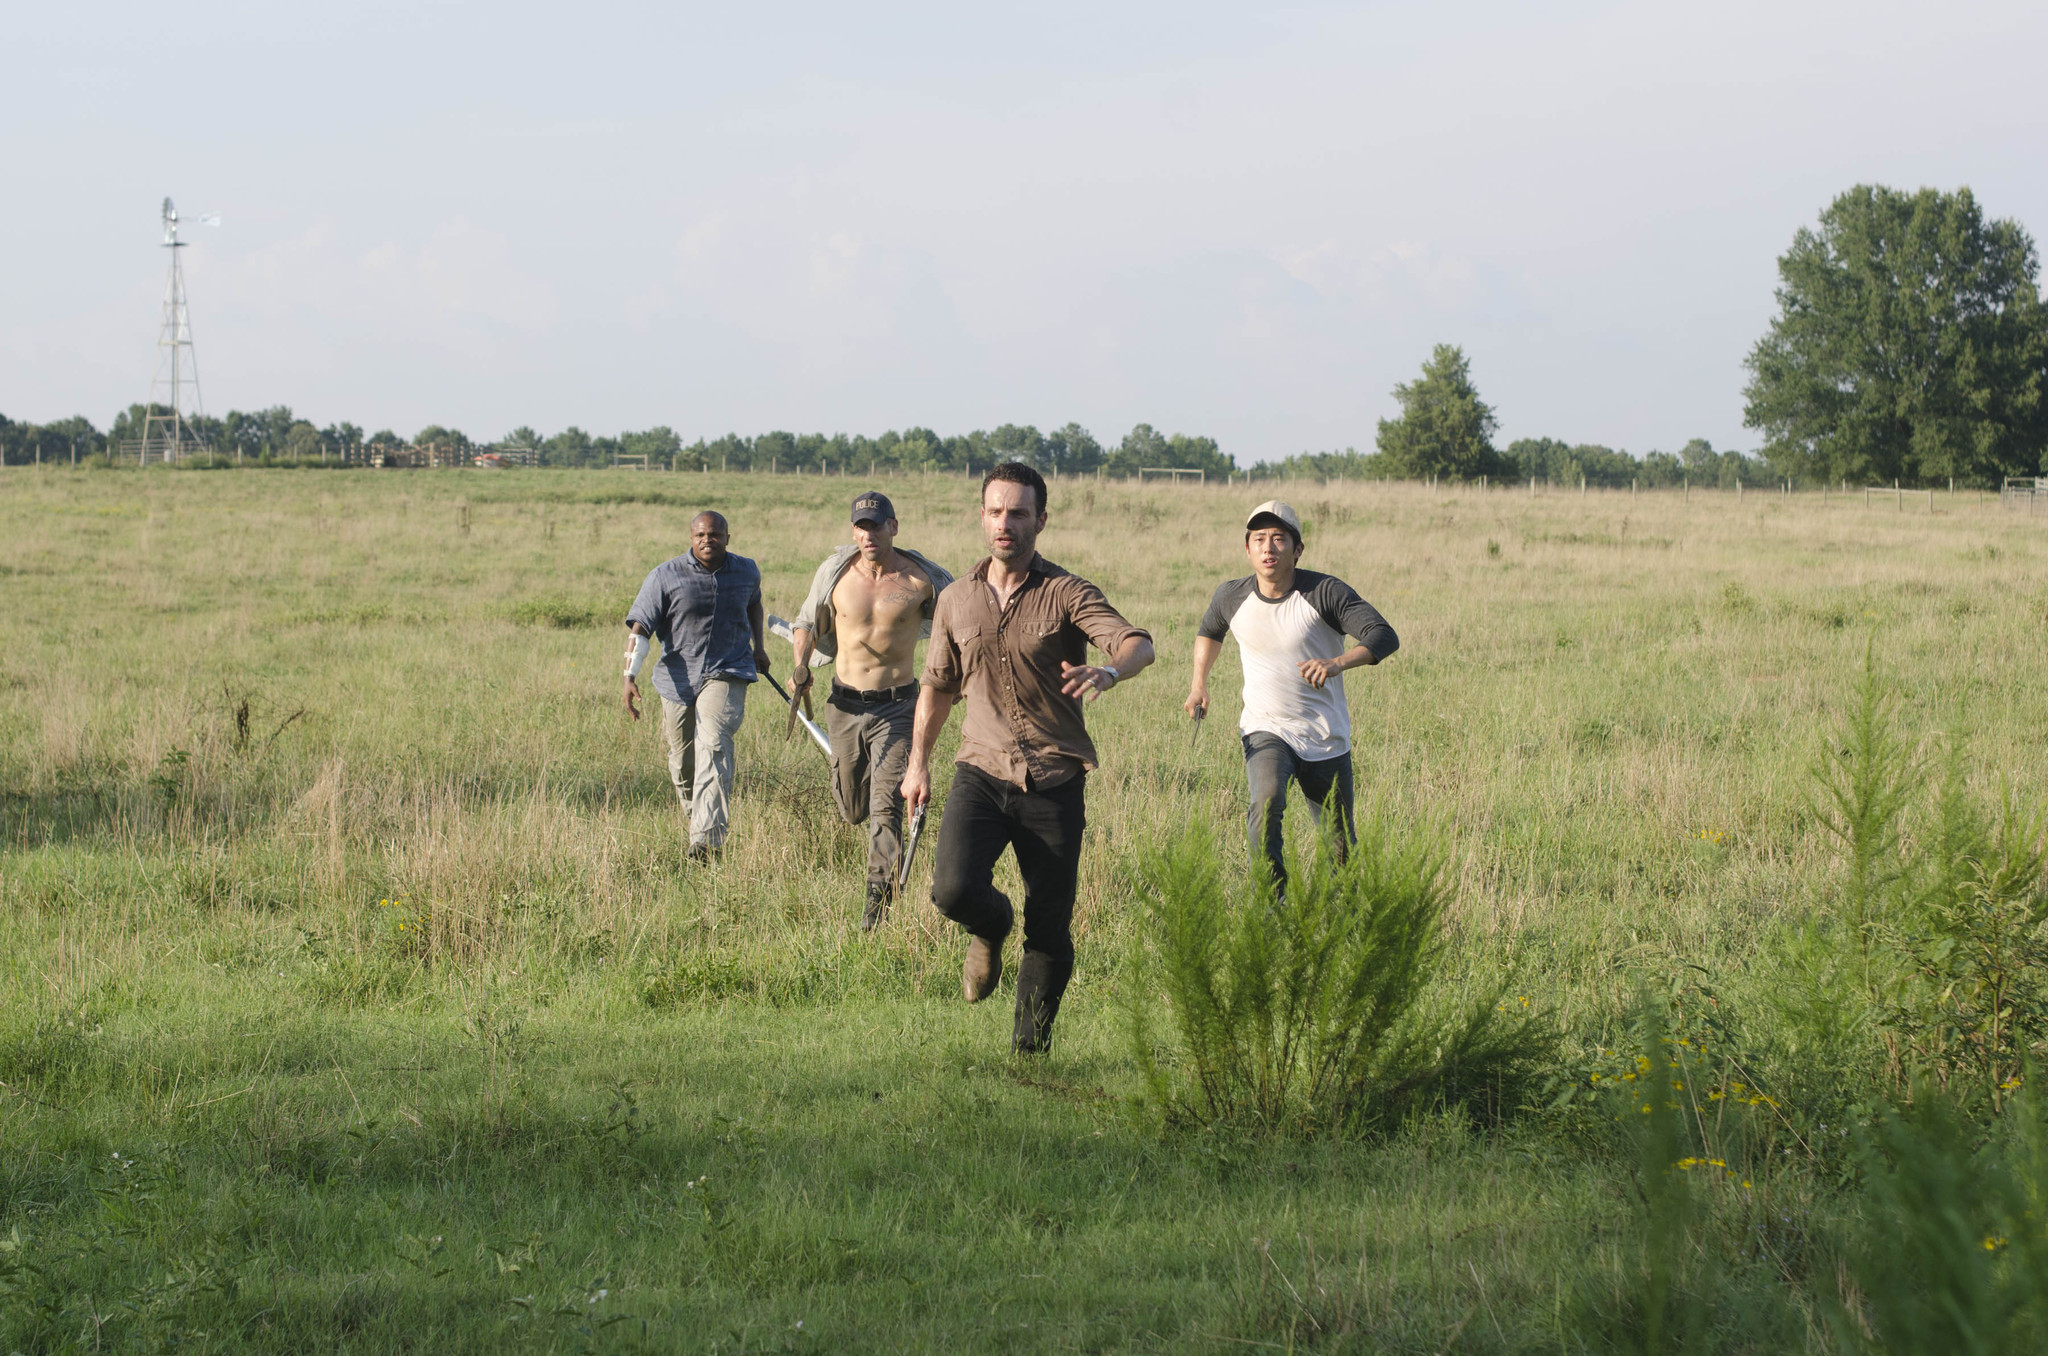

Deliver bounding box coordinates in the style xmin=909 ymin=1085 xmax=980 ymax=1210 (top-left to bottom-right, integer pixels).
xmin=2 ymin=465 xmax=2045 ymax=1352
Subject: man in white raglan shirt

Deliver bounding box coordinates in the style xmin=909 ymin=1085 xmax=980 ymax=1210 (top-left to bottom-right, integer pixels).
xmin=1184 ymin=500 xmax=1399 ymax=892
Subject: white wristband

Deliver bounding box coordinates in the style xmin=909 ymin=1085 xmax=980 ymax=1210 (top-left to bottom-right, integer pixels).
xmin=623 ymin=632 xmax=650 ymax=679
xmin=1099 ymin=665 xmax=1120 ymax=687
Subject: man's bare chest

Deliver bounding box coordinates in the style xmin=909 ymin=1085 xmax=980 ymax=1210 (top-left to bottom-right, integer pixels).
xmin=831 ymin=565 xmax=929 ymax=631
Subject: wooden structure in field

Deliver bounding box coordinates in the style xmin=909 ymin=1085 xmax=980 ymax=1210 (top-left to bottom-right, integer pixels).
xmin=2002 ymin=477 xmax=2046 ymax=511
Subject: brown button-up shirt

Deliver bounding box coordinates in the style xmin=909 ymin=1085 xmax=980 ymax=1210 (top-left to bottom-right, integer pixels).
xmin=923 ymin=554 xmax=1150 ymax=791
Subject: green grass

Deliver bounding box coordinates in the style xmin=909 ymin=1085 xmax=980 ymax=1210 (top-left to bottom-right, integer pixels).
xmin=2 ymin=465 xmax=2045 ymax=1351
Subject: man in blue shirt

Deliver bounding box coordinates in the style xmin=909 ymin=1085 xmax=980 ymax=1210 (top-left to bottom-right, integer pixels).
xmin=622 ymin=511 xmax=772 ymax=861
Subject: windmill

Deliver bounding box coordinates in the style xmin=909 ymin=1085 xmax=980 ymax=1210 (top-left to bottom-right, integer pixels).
xmin=138 ymin=197 xmax=219 ymax=462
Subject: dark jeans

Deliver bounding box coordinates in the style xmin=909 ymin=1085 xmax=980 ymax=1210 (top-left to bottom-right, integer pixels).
xmin=1243 ymin=732 xmax=1354 ymax=891
xmin=930 ymin=763 xmax=1086 ymax=1050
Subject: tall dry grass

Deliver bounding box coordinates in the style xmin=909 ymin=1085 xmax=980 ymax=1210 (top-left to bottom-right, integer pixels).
xmin=1 ymin=466 xmax=2043 ymax=1029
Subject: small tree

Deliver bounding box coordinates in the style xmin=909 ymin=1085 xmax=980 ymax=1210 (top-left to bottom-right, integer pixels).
xmin=1376 ymin=345 xmax=1501 ymax=481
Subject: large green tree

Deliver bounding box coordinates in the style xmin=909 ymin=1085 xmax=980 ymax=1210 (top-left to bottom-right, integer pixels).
xmin=1744 ymin=185 xmax=2048 ymax=487
xmin=1375 ymin=344 xmax=1501 ymax=480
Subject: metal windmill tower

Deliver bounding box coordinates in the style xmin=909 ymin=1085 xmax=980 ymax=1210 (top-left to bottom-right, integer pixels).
xmin=139 ymin=197 xmax=217 ymax=462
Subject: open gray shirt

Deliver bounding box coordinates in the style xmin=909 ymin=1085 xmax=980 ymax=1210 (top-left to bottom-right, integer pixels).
xmin=626 ymin=552 xmax=762 ymax=704
xmin=792 ymin=544 xmax=955 ymax=666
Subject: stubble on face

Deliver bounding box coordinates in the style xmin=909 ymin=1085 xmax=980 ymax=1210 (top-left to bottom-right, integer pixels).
xmin=981 ymin=481 xmax=1043 ymax=566
xmin=853 ymin=520 xmax=897 ymax=565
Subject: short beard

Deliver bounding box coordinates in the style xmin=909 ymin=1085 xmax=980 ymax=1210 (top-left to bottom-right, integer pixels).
xmin=987 ymin=533 xmax=1035 ymax=565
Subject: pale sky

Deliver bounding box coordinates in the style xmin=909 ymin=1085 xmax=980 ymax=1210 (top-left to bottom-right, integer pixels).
xmin=5 ymin=1 xmax=2044 ymax=463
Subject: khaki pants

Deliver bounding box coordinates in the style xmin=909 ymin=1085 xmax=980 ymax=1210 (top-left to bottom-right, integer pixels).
xmin=660 ymin=679 xmax=747 ymax=849
xmin=823 ymin=687 xmax=915 ymax=889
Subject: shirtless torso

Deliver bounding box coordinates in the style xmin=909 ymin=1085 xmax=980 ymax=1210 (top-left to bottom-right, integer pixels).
xmin=827 ymin=553 xmax=933 ymax=690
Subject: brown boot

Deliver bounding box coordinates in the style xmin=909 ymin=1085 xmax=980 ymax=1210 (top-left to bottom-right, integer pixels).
xmin=961 ymin=891 xmax=1013 ymax=1003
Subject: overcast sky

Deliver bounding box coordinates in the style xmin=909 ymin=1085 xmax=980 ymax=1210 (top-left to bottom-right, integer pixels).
xmin=5 ymin=1 xmax=2044 ymax=463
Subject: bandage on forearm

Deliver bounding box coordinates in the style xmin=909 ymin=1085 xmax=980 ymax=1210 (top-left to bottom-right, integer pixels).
xmin=623 ymin=631 xmax=651 ymax=679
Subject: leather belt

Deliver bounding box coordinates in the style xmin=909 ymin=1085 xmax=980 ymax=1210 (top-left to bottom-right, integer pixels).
xmin=832 ymin=679 xmax=920 ymax=704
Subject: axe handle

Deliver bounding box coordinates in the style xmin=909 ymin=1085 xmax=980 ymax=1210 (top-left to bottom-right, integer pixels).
xmin=761 ymin=672 xmax=832 ymax=758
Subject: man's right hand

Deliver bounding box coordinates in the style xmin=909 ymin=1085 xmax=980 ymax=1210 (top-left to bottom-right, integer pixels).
xmin=791 ymin=668 xmax=813 ymax=694
xmin=900 ymin=760 xmax=931 ymax=810
xmin=1184 ymin=687 xmax=1208 ymax=721
xmin=623 ymin=676 xmax=642 ymax=722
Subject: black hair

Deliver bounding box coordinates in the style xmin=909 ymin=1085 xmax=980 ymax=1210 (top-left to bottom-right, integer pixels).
xmin=1245 ymin=512 xmax=1302 ymax=551
xmin=980 ymin=460 xmax=1047 ymax=514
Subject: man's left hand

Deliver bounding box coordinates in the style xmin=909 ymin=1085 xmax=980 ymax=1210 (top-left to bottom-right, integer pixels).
xmin=1060 ymin=662 xmax=1116 ymax=702
xmin=1298 ymin=657 xmax=1341 ymax=688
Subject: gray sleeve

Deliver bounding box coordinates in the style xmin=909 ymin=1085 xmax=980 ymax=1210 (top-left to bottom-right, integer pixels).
xmin=795 ymin=550 xmax=845 ymax=636
xmin=1305 ymin=574 xmax=1398 ymax=659
xmin=1198 ymin=577 xmax=1254 ymax=641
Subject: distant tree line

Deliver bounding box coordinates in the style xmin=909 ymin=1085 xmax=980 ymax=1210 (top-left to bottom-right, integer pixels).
xmin=1 ymin=407 xmax=1238 ymax=477
xmin=16 ymin=186 xmax=2040 ymax=486
xmin=1249 ymin=346 xmax=1761 ymax=488
xmin=0 ymin=413 xmax=105 ymax=466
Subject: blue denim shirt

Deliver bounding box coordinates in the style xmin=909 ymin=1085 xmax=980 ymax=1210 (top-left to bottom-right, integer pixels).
xmin=626 ymin=552 xmax=762 ymax=704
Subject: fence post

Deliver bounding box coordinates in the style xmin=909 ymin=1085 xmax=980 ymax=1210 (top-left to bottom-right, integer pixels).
xmin=1896 ymin=479 xmax=1901 ymax=511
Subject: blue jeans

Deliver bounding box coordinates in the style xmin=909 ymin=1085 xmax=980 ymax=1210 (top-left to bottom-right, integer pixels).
xmin=1243 ymin=732 xmax=1354 ymax=891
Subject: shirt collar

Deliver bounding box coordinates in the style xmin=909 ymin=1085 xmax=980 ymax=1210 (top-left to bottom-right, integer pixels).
xmin=968 ymin=552 xmax=1049 ymax=582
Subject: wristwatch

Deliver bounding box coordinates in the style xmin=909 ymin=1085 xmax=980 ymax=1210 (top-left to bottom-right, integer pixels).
xmin=1098 ymin=665 xmax=1120 ymax=688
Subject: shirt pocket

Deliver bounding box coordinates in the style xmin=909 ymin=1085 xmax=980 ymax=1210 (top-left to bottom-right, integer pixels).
xmin=954 ymin=624 xmax=988 ymax=673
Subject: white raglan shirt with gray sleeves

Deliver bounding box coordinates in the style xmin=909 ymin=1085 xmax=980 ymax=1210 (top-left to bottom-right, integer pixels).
xmin=1197 ymin=571 xmax=1398 ymax=761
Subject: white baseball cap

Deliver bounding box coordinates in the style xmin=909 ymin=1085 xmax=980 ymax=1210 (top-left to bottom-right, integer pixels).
xmin=1244 ymin=500 xmax=1302 ymax=536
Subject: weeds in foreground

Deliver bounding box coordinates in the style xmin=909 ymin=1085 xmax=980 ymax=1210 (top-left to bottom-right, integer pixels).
xmin=1799 ymin=650 xmax=2048 ymax=1113
xmin=1831 ymin=1086 xmax=2048 ymax=1353
xmin=1126 ymin=820 xmax=1554 ymax=1136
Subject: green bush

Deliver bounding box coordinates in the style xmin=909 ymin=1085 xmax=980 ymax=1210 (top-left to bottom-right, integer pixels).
xmin=1790 ymin=649 xmax=2048 ymax=1111
xmin=1126 ymin=820 xmax=1553 ymax=1136
xmin=1833 ymin=1087 xmax=2048 ymax=1353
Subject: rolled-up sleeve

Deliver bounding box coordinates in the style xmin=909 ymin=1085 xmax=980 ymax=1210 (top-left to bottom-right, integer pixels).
xmin=921 ymin=591 xmax=966 ymax=695
xmin=1063 ymin=577 xmax=1149 ymax=657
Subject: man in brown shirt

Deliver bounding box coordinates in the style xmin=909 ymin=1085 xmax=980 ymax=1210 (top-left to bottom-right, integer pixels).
xmin=901 ymin=462 xmax=1154 ymax=1053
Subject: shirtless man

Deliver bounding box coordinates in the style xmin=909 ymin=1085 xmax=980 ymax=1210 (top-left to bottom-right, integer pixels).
xmin=791 ymin=491 xmax=954 ymax=930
